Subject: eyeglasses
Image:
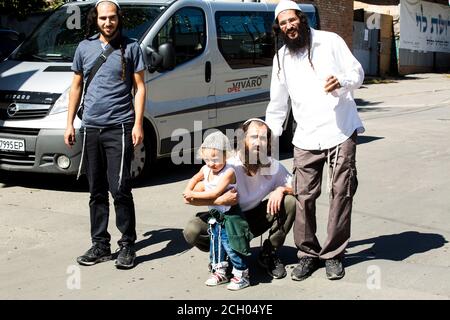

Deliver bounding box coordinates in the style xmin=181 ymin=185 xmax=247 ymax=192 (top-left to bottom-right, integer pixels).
xmin=279 ymin=17 xmax=299 ymax=29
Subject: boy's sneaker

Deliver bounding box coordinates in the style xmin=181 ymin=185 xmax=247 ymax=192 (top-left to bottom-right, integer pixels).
xmin=226 ymin=276 xmax=250 ymax=291
xmin=257 ymin=240 xmax=287 ymax=279
xmin=115 ymin=245 xmax=136 ymax=269
xmin=205 ymin=272 xmax=230 ymax=286
xmin=77 ymin=244 xmax=112 ymax=266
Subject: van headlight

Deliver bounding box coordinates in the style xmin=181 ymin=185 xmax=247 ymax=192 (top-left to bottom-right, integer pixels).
xmin=49 ymin=87 xmax=70 ymax=115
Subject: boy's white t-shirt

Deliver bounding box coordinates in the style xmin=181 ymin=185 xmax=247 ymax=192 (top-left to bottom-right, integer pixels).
xmin=228 ymin=156 xmax=292 ymax=212
xmin=202 ymin=163 xmax=236 ymax=213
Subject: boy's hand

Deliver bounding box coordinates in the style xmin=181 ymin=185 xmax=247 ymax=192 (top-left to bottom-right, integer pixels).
xmin=183 ymin=190 xmax=194 ymax=200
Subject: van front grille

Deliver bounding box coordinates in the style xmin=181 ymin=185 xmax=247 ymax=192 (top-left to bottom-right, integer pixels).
xmin=0 ymin=151 xmax=35 ymax=166
xmin=0 ymin=127 xmax=40 ymax=136
xmin=0 ymin=103 xmax=51 ymax=120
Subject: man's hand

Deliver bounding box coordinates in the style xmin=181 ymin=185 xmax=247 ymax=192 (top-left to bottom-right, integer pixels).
xmin=267 ymin=187 xmax=285 ymax=215
xmin=324 ymin=75 xmax=341 ymax=93
xmin=216 ymin=188 xmax=238 ymax=206
xmin=132 ymin=124 xmax=144 ymax=147
xmin=64 ymin=125 xmax=76 ymax=148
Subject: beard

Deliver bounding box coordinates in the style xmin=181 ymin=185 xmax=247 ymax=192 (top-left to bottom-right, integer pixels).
xmin=242 ymin=144 xmax=271 ymax=170
xmin=281 ymin=24 xmax=309 ymax=54
xmin=99 ymin=26 xmax=119 ymax=41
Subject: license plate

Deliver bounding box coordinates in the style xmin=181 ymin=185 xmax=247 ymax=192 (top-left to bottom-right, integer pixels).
xmin=0 ymin=137 xmax=25 ymax=152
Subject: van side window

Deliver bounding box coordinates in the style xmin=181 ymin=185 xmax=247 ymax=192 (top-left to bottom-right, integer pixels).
xmin=215 ymin=11 xmax=274 ymax=69
xmin=153 ymin=7 xmax=206 ymax=66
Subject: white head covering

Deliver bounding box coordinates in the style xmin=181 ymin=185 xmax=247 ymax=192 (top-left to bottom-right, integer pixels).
xmin=95 ymin=0 xmax=121 ymax=9
xmin=274 ymin=0 xmax=302 ymax=21
xmin=243 ymin=118 xmax=269 ymax=127
xmin=201 ymin=131 xmax=232 ymax=152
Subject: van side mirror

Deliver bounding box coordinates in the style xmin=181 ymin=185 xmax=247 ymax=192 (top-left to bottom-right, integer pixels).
xmin=146 ymin=46 xmax=162 ymax=73
xmin=146 ymin=43 xmax=176 ymax=73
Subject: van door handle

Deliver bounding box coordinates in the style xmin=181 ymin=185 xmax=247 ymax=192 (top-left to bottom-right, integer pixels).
xmin=205 ymin=61 xmax=211 ymax=83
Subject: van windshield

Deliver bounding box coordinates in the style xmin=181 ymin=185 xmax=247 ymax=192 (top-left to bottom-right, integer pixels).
xmin=12 ymin=4 xmax=164 ymax=62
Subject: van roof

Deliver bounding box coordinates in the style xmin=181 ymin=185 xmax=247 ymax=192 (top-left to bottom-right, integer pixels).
xmin=64 ymin=0 xmax=317 ymax=16
xmin=65 ymin=0 xmax=316 ymax=12
xmin=66 ymin=0 xmax=175 ymax=5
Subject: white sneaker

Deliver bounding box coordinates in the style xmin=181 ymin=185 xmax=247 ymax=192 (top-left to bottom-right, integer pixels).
xmin=226 ymin=276 xmax=250 ymax=290
xmin=205 ymin=272 xmax=229 ymax=286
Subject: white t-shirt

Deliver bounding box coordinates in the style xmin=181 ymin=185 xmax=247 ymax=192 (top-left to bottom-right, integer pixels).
xmin=228 ymin=156 xmax=292 ymax=212
xmin=202 ymin=163 xmax=236 ymax=213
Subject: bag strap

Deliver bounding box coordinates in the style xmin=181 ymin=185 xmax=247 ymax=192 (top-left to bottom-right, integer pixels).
xmin=79 ymin=45 xmax=116 ymax=108
xmin=84 ymin=45 xmax=115 ymax=91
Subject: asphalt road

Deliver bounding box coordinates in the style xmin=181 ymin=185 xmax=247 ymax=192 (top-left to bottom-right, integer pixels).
xmin=1 ymin=73 xmax=449 ymax=300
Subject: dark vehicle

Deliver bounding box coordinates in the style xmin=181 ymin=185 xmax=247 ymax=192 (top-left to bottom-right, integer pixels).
xmin=0 ymin=29 xmax=21 ymax=61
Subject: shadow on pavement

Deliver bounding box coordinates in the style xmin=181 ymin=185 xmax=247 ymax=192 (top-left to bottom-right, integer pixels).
xmin=357 ymin=106 xmax=392 ymax=113
xmin=357 ymin=135 xmax=384 ymax=145
xmin=355 ymin=98 xmax=383 ymax=107
xmin=134 ymin=228 xmax=192 ymax=266
xmin=362 ymin=75 xmax=422 ymax=85
xmin=345 ymin=231 xmax=448 ymax=267
xmin=0 ymin=170 xmax=88 ymax=192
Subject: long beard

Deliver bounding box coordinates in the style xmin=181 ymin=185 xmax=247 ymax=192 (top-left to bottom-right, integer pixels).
xmin=281 ymin=25 xmax=309 ymax=54
xmin=242 ymin=145 xmax=271 ymax=173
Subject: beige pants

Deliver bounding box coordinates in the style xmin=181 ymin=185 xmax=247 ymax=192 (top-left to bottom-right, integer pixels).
xmin=292 ymin=132 xmax=358 ymax=260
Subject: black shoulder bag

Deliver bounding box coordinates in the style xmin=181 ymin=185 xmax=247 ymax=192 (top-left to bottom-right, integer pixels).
xmin=77 ymin=45 xmax=115 ymax=120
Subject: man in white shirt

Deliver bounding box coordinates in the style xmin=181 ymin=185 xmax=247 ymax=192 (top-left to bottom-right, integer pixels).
xmin=265 ymin=1 xmax=365 ymax=281
xmin=183 ymin=119 xmax=297 ymax=280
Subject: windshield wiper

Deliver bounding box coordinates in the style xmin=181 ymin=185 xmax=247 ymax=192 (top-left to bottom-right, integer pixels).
xmin=32 ymin=53 xmax=72 ymax=62
xmin=31 ymin=54 xmax=52 ymax=62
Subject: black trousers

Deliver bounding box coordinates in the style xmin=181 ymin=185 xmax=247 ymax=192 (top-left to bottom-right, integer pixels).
xmin=82 ymin=123 xmax=136 ymax=247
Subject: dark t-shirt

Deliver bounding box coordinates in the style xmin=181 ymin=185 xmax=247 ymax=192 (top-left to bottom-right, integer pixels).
xmin=72 ymin=34 xmax=145 ymax=128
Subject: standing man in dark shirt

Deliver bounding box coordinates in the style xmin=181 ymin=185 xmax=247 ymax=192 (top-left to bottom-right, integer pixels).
xmin=64 ymin=0 xmax=146 ymax=269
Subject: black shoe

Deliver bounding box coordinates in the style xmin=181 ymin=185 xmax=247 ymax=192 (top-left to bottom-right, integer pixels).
xmin=325 ymin=258 xmax=345 ymax=280
xmin=115 ymin=245 xmax=136 ymax=269
xmin=257 ymin=240 xmax=287 ymax=279
xmin=291 ymin=256 xmax=320 ymax=281
xmin=77 ymin=244 xmax=112 ymax=266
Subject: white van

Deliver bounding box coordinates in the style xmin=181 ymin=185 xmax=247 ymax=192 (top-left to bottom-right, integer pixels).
xmin=0 ymin=0 xmax=319 ymax=178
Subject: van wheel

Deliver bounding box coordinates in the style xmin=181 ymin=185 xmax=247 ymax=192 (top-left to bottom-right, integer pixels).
xmin=131 ymin=123 xmax=156 ymax=180
xmin=131 ymin=142 xmax=146 ymax=179
xmin=131 ymin=133 xmax=153 ymax=180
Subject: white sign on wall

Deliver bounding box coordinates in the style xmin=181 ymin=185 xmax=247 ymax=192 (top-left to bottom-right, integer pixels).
xmin=399 ymin=0 xmax=450 ymax=53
